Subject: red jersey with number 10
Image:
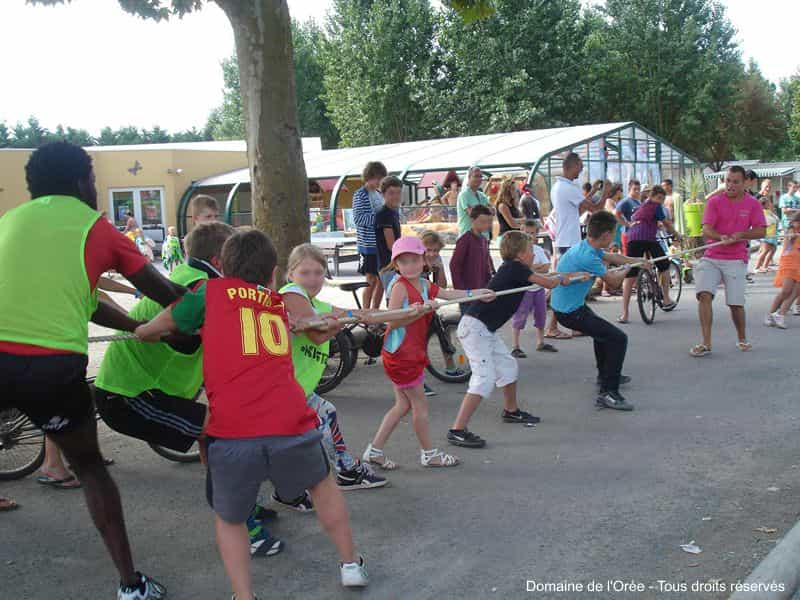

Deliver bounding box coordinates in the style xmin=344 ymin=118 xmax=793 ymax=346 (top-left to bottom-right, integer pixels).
xmin=202 ymin=277 xmax=318 ymax=439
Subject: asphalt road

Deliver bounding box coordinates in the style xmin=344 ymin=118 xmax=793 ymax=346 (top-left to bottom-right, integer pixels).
xmin=3 ymin=271 xmax=800 ymax=600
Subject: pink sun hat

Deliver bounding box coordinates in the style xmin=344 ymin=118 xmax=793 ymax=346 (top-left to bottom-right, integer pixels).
xmin=391 ymin=236 xmax=426 ymax=261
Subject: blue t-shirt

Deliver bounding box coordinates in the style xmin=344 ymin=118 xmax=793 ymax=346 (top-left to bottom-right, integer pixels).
xmin=615 ymin=197 xmax=641 ymax=231
xmin=551 ymin=240 xmax=607 ymax=314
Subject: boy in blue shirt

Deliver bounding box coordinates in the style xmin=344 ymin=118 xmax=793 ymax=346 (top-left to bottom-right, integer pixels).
xmin=551 ymin=211 xmax=647 ymax=411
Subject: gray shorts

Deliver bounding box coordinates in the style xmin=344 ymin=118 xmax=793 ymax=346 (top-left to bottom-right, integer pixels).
xmin=205 ymin=428 xmax=329 ymax=523
xmin=694 ymin=258 xmax=747 ymax=306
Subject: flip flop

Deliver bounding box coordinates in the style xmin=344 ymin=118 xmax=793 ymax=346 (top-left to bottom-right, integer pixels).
xmin=0 ymin=496 xmax=18 ymax=511
xmin=736 ymin=341 xmax=753 ymax=352
xmin=690 ymin=344 xmax=712 ymax=357
xmin=544 ymin=331 xmax=571 ymax=340
xmin=36 ymin=474 xmax=82 ymax=489
xmin=536 ymin=343 xmax=558 ymax=353
xmin=617 ymin=317 xmax=629 ymax=324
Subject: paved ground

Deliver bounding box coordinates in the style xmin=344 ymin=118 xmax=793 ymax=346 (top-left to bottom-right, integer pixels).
xmin=3 ymin=261 xmax=800 ymax=600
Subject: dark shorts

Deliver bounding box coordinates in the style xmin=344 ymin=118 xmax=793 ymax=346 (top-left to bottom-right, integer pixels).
xmin=94 ymin=387 xmax=206 ymax=453
xmin=625 ymin=240 xmax=669 ymax=278
xmin=557 ymin=246 xmax=571 ymax=257
xmin=205 ymin=428 xmax=329 ymax=523
xmin=357 ymin=253 xmax=379 ymax=276
xmin=0 ymin=353 xmax=93 ymax=433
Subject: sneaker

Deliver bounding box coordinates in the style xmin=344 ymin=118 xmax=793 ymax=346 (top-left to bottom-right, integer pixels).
xmin=764 ymin=313 xmax=776 ymax=327
xmin=794 ymin=305 xmax=800 ymax=317
xmin=250 ymin=533 xmax=284 ymax=557
xmin=117 ymin=573 xmax=166 ymax=600
xmin=447 ymin=429 xmax=486 ymax=448
xmin=596 ymin=375 xmax=631 ymax=387
xmin=773 ymin=313 xmax=787 ymax=329
xmin=502 ymin=409 xmax=540 ymax=425
xmin=595 ymin=390 xmax=634 ymax=411
xmin=510 ymin=348 xmax=527 ymax=359
xmin=364 ymin=357 xmax=377 ymax=366
xmin=340 ymin=555 xmax=368 ymax=587
xmin=337 ymin=463 xmax=388 ymax=490
xmin=423 ymin=383 xmax=437 ymax=397
xmin=271 ymin=491 xmax=314 ymax=512
xmin=444 ymin=367 xmax=465 ymax=377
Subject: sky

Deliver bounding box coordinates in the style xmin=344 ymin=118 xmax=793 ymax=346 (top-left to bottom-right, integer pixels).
xmin=0 ymin=0 xmax=798 ymax=136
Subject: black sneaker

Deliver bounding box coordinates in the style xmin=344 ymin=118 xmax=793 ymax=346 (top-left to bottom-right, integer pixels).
xmin=595 ymin=390 xmax=634 ymax=411
xmin=250 ymin=532 xmax=284 ymax=557
xmin=510 ymin=348 xmax=527 ymax=358
xmin=596 ymin=375 xmax=631 ymax=387
xmin=337 ymin=463 xmax=388 ymax=490
xmin=271 ymin=490 xmax=314 ymax=512
xmin=117 ymin=572 xmax=166 ymax=600
xmin=447 ymin=429 xmax=486 ymax=448
xmin=502 ymin=409 xmax=540 ymax=424
xmin=423 ymin=383 xmax=437 ymax=397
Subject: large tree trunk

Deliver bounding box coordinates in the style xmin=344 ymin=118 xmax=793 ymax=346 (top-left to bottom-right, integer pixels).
xmin=216 ymin=0 xmax=309 ymax=275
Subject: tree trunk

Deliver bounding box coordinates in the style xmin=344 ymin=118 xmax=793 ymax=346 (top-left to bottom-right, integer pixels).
xmin=216 ymin=0 xmax=309 ymax=276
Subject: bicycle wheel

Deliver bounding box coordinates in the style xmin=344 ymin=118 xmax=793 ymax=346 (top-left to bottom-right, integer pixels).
xmin=426 ymin=319 xmax=471 ymax=383
xmin=147 ymin=390 xmax=208 ymax=463
xmin=636 ymin=269 xmax=657 ymax=325
xmin=663 ymin=262 xmax=682 ymax=310
xmin=342 ymin=330 xmax=358 ymax=377
xmin=314 ymin=331 xmax=354 ymax=395
xmin=0 ymin=408 xmax=45 ymax=480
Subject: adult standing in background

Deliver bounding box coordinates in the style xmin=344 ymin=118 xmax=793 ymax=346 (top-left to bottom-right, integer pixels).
xmin=778 ymin=181 xmax=799 ymax=231
xmin=440 ymin=171 xmax=461 ymax=206
xmin=744 ymin=170 xmax=759 ymax=198
xmin=353 ymin=161 xmax=388 ymax=310
xmin=662 ymin=179 xmax=680 ymax=221
xmin=457 ymin=167 xmax=492 ymax=239
xmin=615 ymin=179 xmax=642 ymax=255
xmin=495 ymin=178 xmax=525 ymax=239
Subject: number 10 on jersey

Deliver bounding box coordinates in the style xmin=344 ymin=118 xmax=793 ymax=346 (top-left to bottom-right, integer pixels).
xmin=239 ymin=307 xmax=289 ymax=356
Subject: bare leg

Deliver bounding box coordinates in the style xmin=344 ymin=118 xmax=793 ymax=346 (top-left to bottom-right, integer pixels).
xmin=729 ymin=305 xmax=747 ymax=343
xmin=370 ymin=276 xmax=384 ymax=310
xmin=620 ymin=277 xmax=635 ymax=320
xmin=770 ymin=278 xmax=794 ymax=313
xmin=361 ymin=274 xmax=376 ymax=310
xmin=308 ymin=475 xmax=357 ymax=563
xmin=659 ymin=270 xmax=673 ymax=304
xmin=405 ymin=387 xmax=433 ymax=450
xmin=452 ymin=393 xmax=484 ymax=431
xmin=501 ymin=381 xmax=518 ymax=412
xmin=535 ymin=327 xmax=545 ymax=346
xmin=42 ymin=435 xmax=74 ymax=480
xmin=215 ymin=517 xmax=252 ymax=600
xmin=511 ymin=327 xmax=521 ymax=349
xmin=371 ymin=388 xmax=411 ymax=449
xmin=51 ymin=417 xmax=137 ymax=587
xmin=697 ymin=292 xmax=713 ymax=348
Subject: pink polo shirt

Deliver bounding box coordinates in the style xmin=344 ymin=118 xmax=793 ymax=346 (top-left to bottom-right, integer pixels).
xmin=703 ymin=192 xmax=766 ymax=262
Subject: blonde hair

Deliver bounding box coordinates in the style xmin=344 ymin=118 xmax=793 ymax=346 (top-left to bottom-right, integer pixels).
xmin=500 ymin=230 xmax=532 ymax=261
xmin=420 ymin=230 xmax=444 ymax=249
xmin=287 ymin=243 xmax=327 ymax=278
xmin=184 ymin=222 xmax=235 ymax=261
xmin=495 ymin=177 xmax=517 ymax=208
xmin=191 ymin=194 xmax=219 ymax=216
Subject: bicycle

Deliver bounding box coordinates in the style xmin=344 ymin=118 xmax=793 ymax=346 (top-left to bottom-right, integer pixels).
xmin=636 ymin=245 xmax=684 ymax=325
xmin=0 ymin=377 xmax=207 ymax=480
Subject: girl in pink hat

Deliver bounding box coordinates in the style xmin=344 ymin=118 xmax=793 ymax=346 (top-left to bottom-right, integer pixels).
xmin=362 ymin=236 xmax=493 ymax=469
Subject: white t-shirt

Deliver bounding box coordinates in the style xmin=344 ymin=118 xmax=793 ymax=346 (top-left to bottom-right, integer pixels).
xmin=551 ymin=176 xmax=584 ymax=248
xmin=532 ymin=244 xmax=548 ymax=265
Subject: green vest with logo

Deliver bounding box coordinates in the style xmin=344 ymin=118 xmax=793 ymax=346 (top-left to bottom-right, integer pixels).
xmin=0 ymin=195 xmax=100 ymax=354
xmin=279 ymin=283 xmax=332 ymax=396
xmin=95 ymin=262 xmax=207 ymax=399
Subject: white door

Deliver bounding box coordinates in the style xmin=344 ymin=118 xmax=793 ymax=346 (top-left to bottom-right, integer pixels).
xmin=109 ymin=188 xmax=166 ymax=243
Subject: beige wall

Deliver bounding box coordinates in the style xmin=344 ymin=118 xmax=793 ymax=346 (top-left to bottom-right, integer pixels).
xmin=0 ymin=148 xmax=248 ymax=227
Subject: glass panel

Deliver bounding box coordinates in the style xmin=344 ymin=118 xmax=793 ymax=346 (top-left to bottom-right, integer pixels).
xmin=139 ymin=190 xmax=163 ymax=227
xmin=111 ymin=191 xmax=134 ymax=227
xmin=230 ymin=189 xmax=252 ymax=228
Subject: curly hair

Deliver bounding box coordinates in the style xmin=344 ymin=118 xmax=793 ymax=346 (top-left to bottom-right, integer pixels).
xmin=25 ymin=141 xmax=93 ymax=202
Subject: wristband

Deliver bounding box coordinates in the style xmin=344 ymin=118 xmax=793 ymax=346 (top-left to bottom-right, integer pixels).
xmin=466 ymin=289 xmax=472 ymax=297
xmin=346 ymin=310 xmax=354 ymax=318
xmin=557 ymin=274 xmax=565 ymax=284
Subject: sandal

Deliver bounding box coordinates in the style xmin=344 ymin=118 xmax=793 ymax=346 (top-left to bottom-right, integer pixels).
xmin=536 ymin=343 xmax=558 ymax=353
xmin=689 ymin=344 xmax=712 ymax=357
xmin=0 ymin=496 xmax=18 ymax=511
xmin=420 ymin=449 xmax=460 ymax=468
xmin=510 ymin=348 xmax=527 ymax=359
xmin=617 ymin=316 xmax=629 ymax=324
xmin=36 ymin=473 xmax=82 ymax=489
xmin=544 ymin=330 xmax=571 ymax=340
xmin=361 ymin=445 xmax=398 ymax=470
xmin=736 ymin=341 xmax=753 ymax=352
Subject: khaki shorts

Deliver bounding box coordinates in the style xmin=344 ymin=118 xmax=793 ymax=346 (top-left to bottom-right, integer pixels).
xmin=457 ymin=315 xmax=518 ymax=398
xmin=694 ymin=258 xmax=747 ymax=306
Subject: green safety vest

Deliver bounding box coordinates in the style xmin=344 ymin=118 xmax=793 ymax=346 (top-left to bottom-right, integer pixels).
xmin=95 ymin=263 xmax=207 ymax=399
xmin=279 ymin=283 xmax=332 ymax=396
xmin=0 ymin=195 xmax=100 ymax=354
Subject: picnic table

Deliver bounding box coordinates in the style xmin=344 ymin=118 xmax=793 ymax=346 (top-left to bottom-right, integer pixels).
xmin=310 ymin=232 xmax=359 ymax=276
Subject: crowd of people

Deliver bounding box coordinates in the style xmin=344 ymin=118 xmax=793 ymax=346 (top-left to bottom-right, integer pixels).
xmin=0 ymin=142 xmax=789 ymax=599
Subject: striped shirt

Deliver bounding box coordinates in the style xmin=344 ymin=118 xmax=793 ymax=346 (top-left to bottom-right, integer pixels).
xmin=353 ymin=186 xmax=382 ymax=254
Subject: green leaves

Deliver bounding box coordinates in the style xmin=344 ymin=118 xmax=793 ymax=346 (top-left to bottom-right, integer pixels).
xmin=445 ymin=0 xmax=495 ymax=23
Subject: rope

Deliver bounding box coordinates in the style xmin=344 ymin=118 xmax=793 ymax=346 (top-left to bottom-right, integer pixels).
xmin=87 ymin=239 xmax=735 ymax=343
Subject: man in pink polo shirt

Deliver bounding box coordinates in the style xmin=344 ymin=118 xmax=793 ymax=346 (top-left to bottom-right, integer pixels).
xmin=691 ymin=166 xmax=766 ymax=357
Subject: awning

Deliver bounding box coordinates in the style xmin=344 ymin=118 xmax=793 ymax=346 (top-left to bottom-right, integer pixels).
xmin=416 ymin=171 xmax=453 ymax=189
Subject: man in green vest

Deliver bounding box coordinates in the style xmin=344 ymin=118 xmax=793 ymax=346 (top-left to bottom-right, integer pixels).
xmin=0 ymin=142 xmax=186 ymax=600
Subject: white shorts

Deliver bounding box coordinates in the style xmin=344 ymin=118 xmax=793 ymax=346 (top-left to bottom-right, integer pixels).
xmin=457 ymin=316 xmax=518 ymax=398
xmin=694 ymin=258 xmax=747 ymax=307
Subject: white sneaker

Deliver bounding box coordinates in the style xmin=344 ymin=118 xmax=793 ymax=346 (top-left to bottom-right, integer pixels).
xmin=340 ymin=555 xmax=368 ymax=587
xmin=794 ymin=305 xmax=800 ymax=316
xmin=774 ymin=313 xmax=787 ymax=329
xmin=764 ymin=313 xmax=775 ymax=327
